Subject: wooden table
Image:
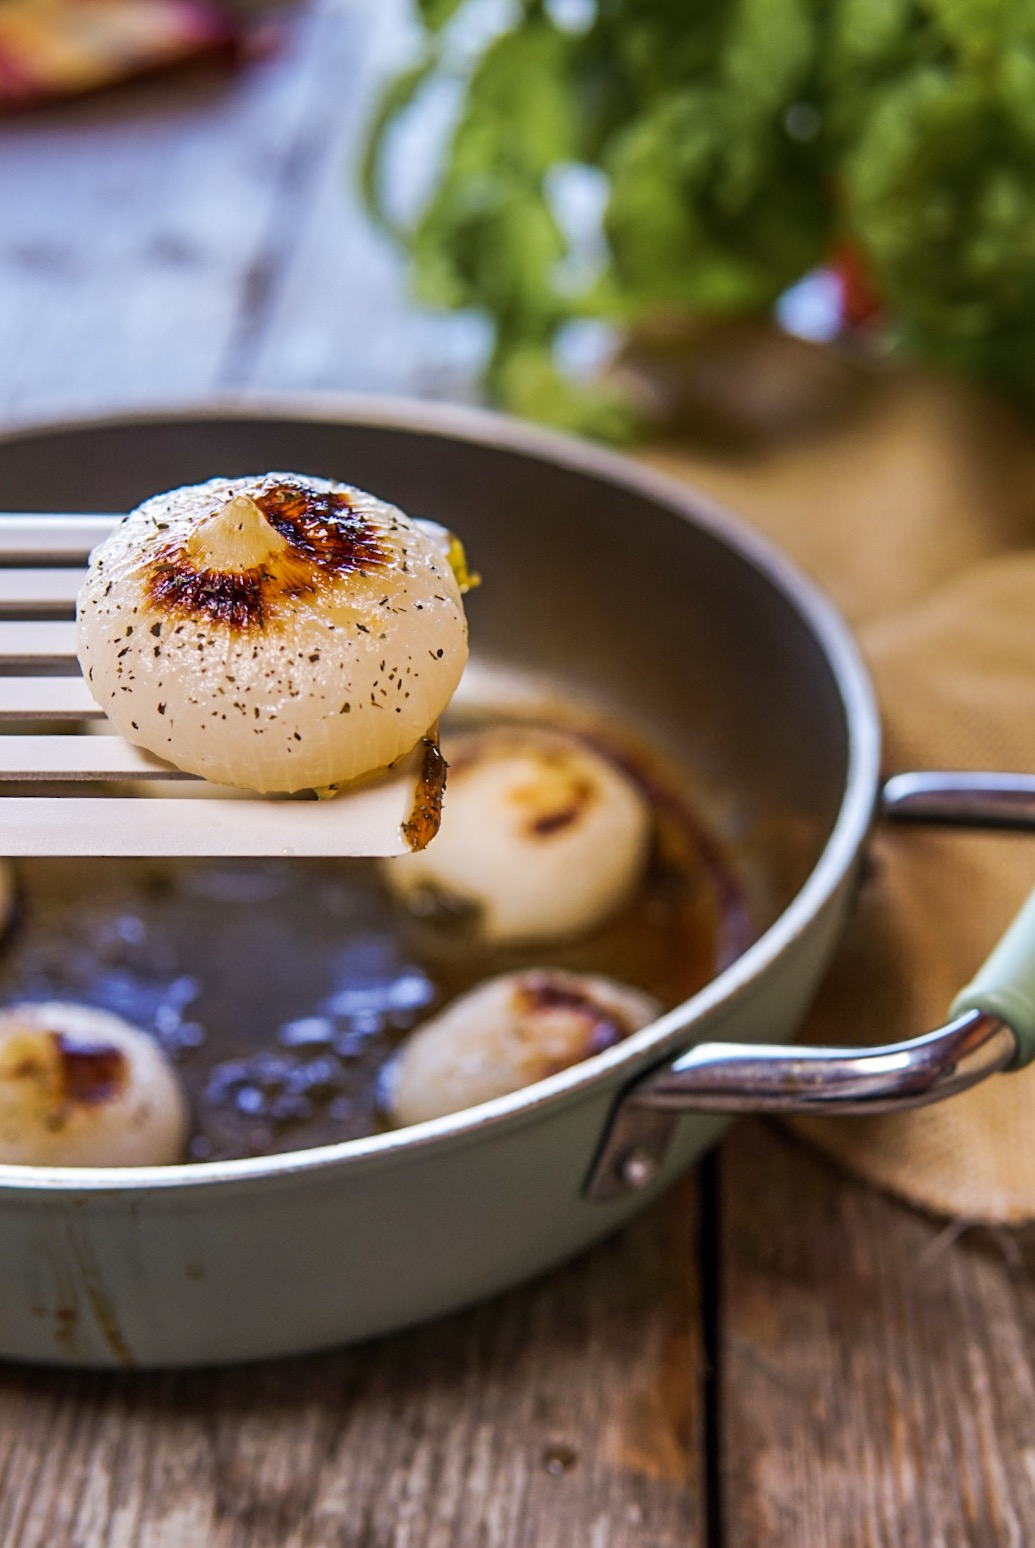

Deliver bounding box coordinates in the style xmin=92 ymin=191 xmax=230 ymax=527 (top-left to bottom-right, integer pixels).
xmin=4 ymin=4 xmax=1035 ymax=1542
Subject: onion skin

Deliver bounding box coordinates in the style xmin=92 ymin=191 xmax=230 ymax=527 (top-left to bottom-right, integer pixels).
xmin=76 ymin=474 xmax=469 ymax=794
xmin=385 ymin=969 xmax=660 ymax=1126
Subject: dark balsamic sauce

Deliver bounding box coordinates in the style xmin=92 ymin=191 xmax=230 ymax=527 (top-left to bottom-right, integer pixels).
xmin=0 ymin=726 xmax=754 ymax=1163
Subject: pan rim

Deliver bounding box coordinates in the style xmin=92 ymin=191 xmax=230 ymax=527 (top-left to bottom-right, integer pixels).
xmin=0 ymin=393 xmax=881 ymax=1194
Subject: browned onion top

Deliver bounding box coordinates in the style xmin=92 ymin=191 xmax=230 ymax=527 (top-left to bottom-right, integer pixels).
xmin=145 ymin=479 xmax=389 ymax=632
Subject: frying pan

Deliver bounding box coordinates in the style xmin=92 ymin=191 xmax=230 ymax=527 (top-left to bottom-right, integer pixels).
xmin=0 ymin=398 xmax=1032 ymax=1369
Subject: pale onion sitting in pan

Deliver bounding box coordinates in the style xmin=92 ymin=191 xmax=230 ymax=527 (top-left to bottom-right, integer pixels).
xmin=76 ymin=474 xmax=471 ymax=794
xmin=381 ymin=726 xmax=652 ymax=943
xmin=384 ymin=968 xmax=660 ymax=1127
xmin=0 ymin=1003 xmax=188 ymax=1167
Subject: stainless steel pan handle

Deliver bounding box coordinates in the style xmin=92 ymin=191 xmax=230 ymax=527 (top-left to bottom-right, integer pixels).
xmin=587 ymin=772 xmax=1035 ymax=1202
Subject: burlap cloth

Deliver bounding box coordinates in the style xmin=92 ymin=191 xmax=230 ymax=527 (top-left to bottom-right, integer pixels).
xmin=644 ymin=350 xmax=1035 ymax=1223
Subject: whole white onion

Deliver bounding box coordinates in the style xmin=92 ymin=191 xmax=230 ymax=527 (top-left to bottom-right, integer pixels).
xmin=385 ymin=968 xmax=660 ymax=1126
xmin=0 ymin=1002 xmax=188 ymax=1168
xmin=76 ymin=474 xmax=470 ymax=794
xmin=382 ymin=726 xmax=652 ymax=942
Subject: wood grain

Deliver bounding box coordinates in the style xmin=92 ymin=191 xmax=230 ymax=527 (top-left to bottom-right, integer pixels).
xmin=0 ymin=0 xmax=480 ymax=428
xmin=718 ymin=1120 xmax=1035 ymax=1547
xmin=0 ymin=1180 xmax=703 ymax=1548
xmin=228 ymin=6 xmax=489 ymax=402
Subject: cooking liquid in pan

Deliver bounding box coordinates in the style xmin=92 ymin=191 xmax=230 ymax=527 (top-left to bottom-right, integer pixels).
xmin=0 ymin=724 xmax=754 ymax=1162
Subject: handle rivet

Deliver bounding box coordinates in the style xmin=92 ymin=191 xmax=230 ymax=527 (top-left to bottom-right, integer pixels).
xmin=619 ymin=1146 xmax=659 ymax=1191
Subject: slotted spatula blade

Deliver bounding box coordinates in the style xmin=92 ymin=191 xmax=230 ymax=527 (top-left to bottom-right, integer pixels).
xmin=0 ymin=513 xmax=427 ymax=858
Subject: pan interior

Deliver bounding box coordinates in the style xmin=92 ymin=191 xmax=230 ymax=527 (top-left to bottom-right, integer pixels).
xmin=0 ymin=408 xmax=857 ymax=1159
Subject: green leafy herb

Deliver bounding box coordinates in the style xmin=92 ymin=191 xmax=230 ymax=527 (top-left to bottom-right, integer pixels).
xmin=364 ymin=0 xmax=1035 ymax=437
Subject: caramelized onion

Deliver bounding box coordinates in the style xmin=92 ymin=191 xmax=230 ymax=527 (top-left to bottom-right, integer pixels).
xmin=76 ymin=474 xmax=471 ymax=794
xmin=385 ymin=969 xmax=660 ymax=1126
xmin=382 ymin=726 xmax=652 ymax=942
xmin=0 ymin=1003 xmax=188 ymax=1167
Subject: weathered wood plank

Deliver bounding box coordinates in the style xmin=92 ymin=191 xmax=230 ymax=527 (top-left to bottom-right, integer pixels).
xmin=233 ymin=5 xmax=489 ymax=403
xmin=0 ymin=1180 xmax=704 ymax=1548
xmin=719 ymin=1120 xmax=1035 ymax=1547
xmin=0 ymin=0 xmax=482 ymax=431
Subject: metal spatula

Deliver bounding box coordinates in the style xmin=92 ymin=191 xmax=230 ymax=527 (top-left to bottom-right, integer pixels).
xmin=0 ymin=514 xmax=426 ymax=857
